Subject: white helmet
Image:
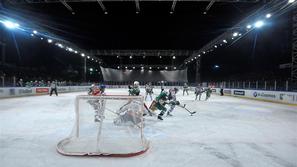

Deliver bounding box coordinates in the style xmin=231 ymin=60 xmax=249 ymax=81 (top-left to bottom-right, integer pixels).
xmin=134 ymin=81 xmax=139 ymax=86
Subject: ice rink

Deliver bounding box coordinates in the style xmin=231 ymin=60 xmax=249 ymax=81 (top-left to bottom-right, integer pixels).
xmin=0 ymin=88 xmax=297 ymax=167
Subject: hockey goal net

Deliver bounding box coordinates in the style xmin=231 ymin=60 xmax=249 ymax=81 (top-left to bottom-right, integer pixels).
xmin=57 ymin=95 xmax=149 ymax=157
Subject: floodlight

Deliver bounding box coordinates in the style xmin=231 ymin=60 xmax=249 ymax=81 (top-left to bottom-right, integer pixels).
xmin=233 ymin=32 xmax=238 ymax=37
xmin=2 ymin=20 xmax=19 ymax=29
xmin=266 ymin=13 xmax=272 ymax=18
xmin=57 ymin=43 xmax=63 ymax=48
xmin=173 ymin=56 xmax=176 ymax=59
xmin=289 ymin=0 xmax=295 ymax=3
xmin=254 ymin=20 xmax=264 ymax=28
xmin=223 ymin=39 xmax=227 ymax=43
xmin=81 ymin=53 xmax=85 ymax=57
xmin=33 ymin=30 xmax=38 ymax=34
xmin=47 ymin=39 xmax=53 ymax=43
xmin=246 ymin=24 xmax=252 ymax=29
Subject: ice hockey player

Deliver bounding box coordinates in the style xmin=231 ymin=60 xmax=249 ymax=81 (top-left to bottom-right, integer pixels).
xmin=145 ymin=82 xmax=154 ymax=101
xmin=128 ymin=81 xmax=140 ymax=96
xmin=205 ymin=87 xmax=212 ymax=101
xmin=183 ymin=82 xmax=189 ymax=96
xmin=160 ymin=81 xmax=165 ymax=92
xmin=49 ymin=80 xmax=58 ymax=96
xmin=194 ymin=84 xmax=203 ymax=100
xmin=150 ymin=91 xmax=168 ymax=120
xmin=220 ymin=85 xmax=224 ymax=96
xmin=166 ymin=87 xmax=180 ymax=116
xmin=100 ymin=83 xmax=106 ymax=94
xmin=88 ymin=84 xmax=95 ymax=95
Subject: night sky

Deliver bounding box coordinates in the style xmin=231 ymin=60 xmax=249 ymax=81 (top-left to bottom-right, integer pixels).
xmin=0 ymin=1 xmax=292 ymax=82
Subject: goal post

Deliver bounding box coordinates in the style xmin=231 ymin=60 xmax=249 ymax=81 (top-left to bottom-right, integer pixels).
xmin=57 ymin=95 xmax=149 ymax=157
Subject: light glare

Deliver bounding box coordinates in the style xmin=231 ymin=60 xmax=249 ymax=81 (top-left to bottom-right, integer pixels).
xmin=254 ymin=20 xmax=264 ymax=28
xmin=2 ymin=21 xmax=19 ymax=29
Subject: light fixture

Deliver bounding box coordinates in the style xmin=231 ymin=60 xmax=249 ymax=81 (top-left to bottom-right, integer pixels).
xmin=223 ymin=39 xmax=227 ymax=43
xmin=125 ymin=66 xmax=128 ymax=69
xmin=165 ymin=67 xmax=168 ymax=70
xmin=117 ymin=66 xmax=120 ymax=69
xmin=74 ymin=51 xmax=78 ymax=54
xmin=40 ymin=37 xmax=43 ymax=40
xmin=30 ymin=34 xmax=34 ymax=37
xmin=266 ymin=13 xmax=272 ymax=18
xmin=198 ymin=55 xmax=201 ymax=57
xmin=203 ymin=51 xmax=206 ymax=54
xmin=214 ymin=65 xmax=219 ymax=68
xmin=133 ymin=67 xmax=135 ymax=69
xmin=47 ymin=39 xmax=53 ymax=43
xmin=173 ymin=56 xmax=176 ymax=59
xmin=233 ymin=32 xmax=238 ymax=37
xmin=129 ymin=56 xmax=133 ymax=59
xmin=254 ymin=20 xmax=264 ymax=28
xmin=87 ymin=56 xmax=90 ymax=59
xmin=289 ymin=0 xmax=295 ymax=3
xmin=173 ymin=67 xmax=176 ymax=69
xmin=89 ymin=68 xmax=93 ymax=71
xmin=68 ymin=48 xmax=73 ymax=52
xmin=81 ymin=53 xmax=85 ymax=57
xmin=33 ymin=30 xmax=38 ymax=34
xmin=214 ymin=45 xmax=217 ymax=48
xmin=246 ymin=24 xmax=252 ymax=29
xmin=194 ymin=57 xmax=197 ymax=59
xmin=149 ymin=67 xmax=152 ymax=69
xmin=57 ymin=43 xmax=63 ymax=48
xmin=2 ymin=20 xmax=19 ymax=29
xmin=160 ymin=56 xmax=162 ymax=59
xmin=104 ymin=11 xmax=108 ymax=15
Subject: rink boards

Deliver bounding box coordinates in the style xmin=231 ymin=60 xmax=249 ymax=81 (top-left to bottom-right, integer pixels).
xmin=213 ymin=88 xmax=297 ymax=105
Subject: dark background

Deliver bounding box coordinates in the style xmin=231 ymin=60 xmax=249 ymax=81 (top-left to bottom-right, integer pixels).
xmin=0 ymin=1 xmax=292 ymax=82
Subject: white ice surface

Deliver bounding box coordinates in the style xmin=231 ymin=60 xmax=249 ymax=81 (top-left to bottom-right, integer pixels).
xmin=0 ymin=88 xmax=297 ymax=167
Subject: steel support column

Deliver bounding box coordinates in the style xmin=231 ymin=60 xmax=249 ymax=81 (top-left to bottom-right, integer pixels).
xmin=292 ymin=9 xmax=297 ymax=82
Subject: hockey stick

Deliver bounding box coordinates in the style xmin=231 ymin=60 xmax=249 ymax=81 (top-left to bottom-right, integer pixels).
xmin=177 ymin=104 xmax=197 ymax=116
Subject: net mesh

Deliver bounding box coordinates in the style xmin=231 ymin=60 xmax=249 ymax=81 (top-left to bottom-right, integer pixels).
xmin=57 ymin=95 xmax=149 ymax=157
